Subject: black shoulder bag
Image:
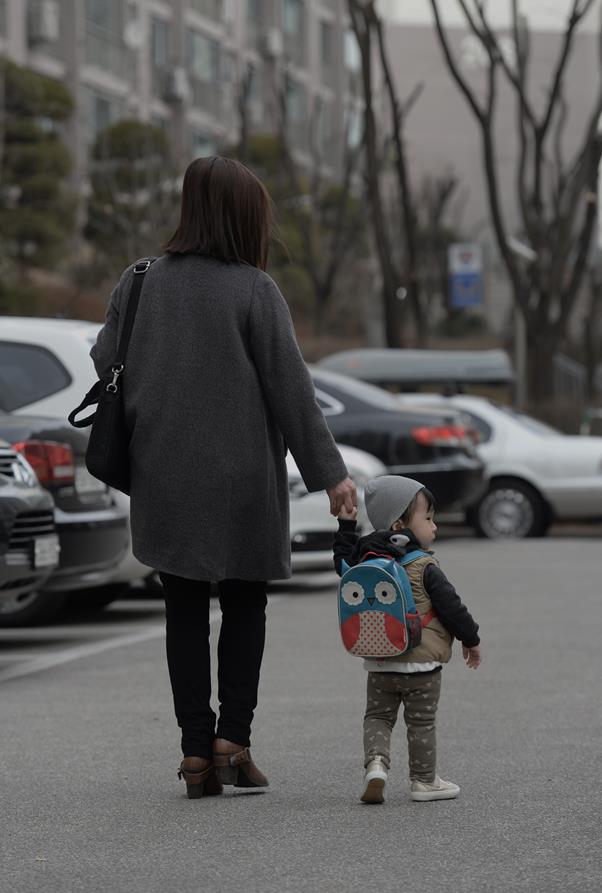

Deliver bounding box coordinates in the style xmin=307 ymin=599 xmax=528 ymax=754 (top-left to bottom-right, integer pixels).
xmin=68 ymin=259 xmax=154 ymax=494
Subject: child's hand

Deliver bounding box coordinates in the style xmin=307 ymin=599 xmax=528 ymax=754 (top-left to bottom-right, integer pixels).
xmin=463 ymin=645 xmax=481 ymax=669
xmin=338 ymin=505 xmax=358 ymax=522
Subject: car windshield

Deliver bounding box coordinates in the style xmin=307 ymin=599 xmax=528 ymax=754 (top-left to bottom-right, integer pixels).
xmin=311 ymin=370 xmax=402 ymax=410
xmin=497 ymin=405 xmax=560 ymax=436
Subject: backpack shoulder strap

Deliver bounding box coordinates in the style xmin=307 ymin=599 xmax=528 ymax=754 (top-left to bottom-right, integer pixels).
xmin=400 ymin=549 xmax=430 ymax=566
xmin=400 ymin=550 xmax=437 ymax=628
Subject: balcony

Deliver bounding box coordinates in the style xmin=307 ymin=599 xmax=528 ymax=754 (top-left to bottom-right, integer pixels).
xmin=284 ymin=31 xmax=305 ymax=68
xmin=85 ymin=24 xmax=132 ymax=82
xmin=190 ymin=78 xmax=221 ymax=116
xmin=188 ymin=0 xmax=222 ymax=23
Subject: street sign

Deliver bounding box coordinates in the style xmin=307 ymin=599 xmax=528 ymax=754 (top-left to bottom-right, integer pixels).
xmin=448 ymin=242 xmax=484 ymax=309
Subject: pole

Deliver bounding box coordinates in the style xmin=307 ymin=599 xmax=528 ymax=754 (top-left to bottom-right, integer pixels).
xmin=514 ymin=304 xmax=528 ymax=408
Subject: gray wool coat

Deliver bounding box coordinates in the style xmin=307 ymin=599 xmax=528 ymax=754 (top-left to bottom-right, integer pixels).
xmin=91 ymin=254 xmax=348 ymax=581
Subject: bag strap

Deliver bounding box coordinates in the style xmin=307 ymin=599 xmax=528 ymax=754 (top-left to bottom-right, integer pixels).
xmin=114 ymin=259 xmax=154 ymax=367
xmin=400 ymin=549 xmax=430 ymax=565
xmin=67 ymin=259 xmax=154 ymax=430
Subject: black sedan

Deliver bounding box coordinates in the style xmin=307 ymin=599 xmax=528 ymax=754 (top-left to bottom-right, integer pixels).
xmin=310 ymin=367 xmax=485 ymax=512
xmin=1 ymin=441 xmax=60 ymax=622
xmin=0 ymin=410 xmax=129 ymax=625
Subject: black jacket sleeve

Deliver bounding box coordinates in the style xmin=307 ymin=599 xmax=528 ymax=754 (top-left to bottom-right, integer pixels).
xmin=333 ymin=524 xmax=409 ymax=576
xmin=333 ymin=520 xmax=359 ymax=575
xmin=423 ymin=564 xmax=480 ymax=647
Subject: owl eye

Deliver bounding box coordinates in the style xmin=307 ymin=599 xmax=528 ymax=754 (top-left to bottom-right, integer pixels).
xmin=375 ymin=582 xmax=397 ymax=605
xmin=341 ymin=581 xmax=365 ymax=607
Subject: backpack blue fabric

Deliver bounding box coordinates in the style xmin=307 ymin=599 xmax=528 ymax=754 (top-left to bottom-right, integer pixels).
xmin=338 ymin=550 xmax=433 ymax=658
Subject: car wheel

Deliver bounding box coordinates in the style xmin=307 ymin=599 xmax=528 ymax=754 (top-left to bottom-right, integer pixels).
xmin=66 ymin=583 xmax=130 ymax=612
xmin=0 ymin=590 xmax=67 ymax=627
xmin=472 ymin=479 xmax=546 ymax=539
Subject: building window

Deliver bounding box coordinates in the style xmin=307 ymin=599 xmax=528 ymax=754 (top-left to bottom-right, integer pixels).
xmin=27 ymin=0 xmax=61 ymax=52
xmin=85 ymin=0 xmax=130 ymax=80
xmin=151 ymin=17 xmax=170 ymax=97
xmin=283 ymin=0 xmax=302 ymax=34
xmin=151 ymin=17 xmax=169 ymax=68
xmin=285 ymin=76 xmax=307 ymax=147
xmin=346 ymin=104 xmax=362 ymax=148
xmin=320 ymin=21 xmax=333 ymax=66
xmin=283 ymin=0 xmax=305 ymax=66
xmin=189 ymin=0 xmax=222 ymax=21
xmin=247 ymin=0 xmax=263 ymax=21
xmin=86 ymin=87 xmax=124 ymax=141
xmin=86 ymin=0 xmax=113 ymax=30
xmin=190 ymin=129 xmax=216 ymax=159
xmin=188 ymin=30 xmax=220 ymax=113
xmin=344 ymin=29 xmax=361 ymax=72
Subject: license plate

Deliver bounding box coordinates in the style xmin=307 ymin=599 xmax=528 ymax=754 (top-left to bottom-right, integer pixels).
xmin=34 ymin=535 xmax=60 ymax=569
xmin=75 ymin=465 xmax=106 ymax=494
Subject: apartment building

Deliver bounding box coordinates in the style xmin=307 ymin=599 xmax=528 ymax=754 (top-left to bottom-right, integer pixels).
xmin=0 ymin=0 xmax=361 ymax=189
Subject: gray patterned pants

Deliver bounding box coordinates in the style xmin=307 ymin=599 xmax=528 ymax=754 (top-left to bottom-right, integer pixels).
xmin=364 ymin=670 xmax=442 ymax=783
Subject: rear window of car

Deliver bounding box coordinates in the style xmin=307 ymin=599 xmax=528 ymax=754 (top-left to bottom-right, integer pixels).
xmin=312 ymin=372 xmax=402 ymax=411
xmin=0 ymin=342 xmax=72 ymax=411
xmin=497 ymin=405 xmax=559 ymax=436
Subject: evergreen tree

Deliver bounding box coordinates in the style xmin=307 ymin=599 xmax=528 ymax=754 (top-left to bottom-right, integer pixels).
xmin=0 ymin=59 xmax=75 ymax=275
xmin=85 ymin=119 xmax=178 ymax=275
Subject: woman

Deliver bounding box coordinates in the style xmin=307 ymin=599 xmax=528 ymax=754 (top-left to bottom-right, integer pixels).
xmin=91 ymin=156 xmax=356 ymax=798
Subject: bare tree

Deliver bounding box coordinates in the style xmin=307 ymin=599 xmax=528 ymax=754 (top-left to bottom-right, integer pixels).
xmin=349 ymin=1 xmax=461 ymax=346
xmin=584 ymin=267 xmax=602 ymax=399
xmin=348 ymin=0 xmax=405 ymax=346
xmin=429 ymin=0 xmax=602 ymax=404
xmin=274 ymin=83 xmax=365 ymax=335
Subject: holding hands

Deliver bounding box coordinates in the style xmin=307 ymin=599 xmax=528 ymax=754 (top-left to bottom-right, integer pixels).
xmin=327 ymin=477 xmax=357 ymax=518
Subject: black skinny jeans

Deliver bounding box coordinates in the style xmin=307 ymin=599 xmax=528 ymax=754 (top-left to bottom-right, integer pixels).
xmin=160 ymin=573 xmax=268 ymax=759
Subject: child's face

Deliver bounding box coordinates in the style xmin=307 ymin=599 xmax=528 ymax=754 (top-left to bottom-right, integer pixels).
xmin=393 ymin=492 xmax=437 ymax=549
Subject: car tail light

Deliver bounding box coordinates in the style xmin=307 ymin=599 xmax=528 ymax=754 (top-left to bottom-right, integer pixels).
xmin=411 ymin=425 xmax=471 ymax=448
xmin=12 ymin=441 xmax=75 ymax=485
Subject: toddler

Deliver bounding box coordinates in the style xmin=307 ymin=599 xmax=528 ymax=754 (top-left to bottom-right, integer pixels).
xmin=333 ymin=475 xmax=481 ymax=803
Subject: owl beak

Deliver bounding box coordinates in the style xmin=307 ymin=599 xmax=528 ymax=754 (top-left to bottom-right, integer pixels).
xmin=367 ymin=597 xmax=375 ymax=606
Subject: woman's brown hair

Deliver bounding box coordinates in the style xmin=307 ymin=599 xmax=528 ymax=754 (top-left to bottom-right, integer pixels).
xmin=164 ymin=156 xmax=272 ymax=270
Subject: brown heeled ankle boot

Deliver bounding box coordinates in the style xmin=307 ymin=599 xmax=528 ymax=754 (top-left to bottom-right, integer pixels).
xmin=177 ymin=757 xmax=223 ymax=799
xmin=212 ymin=738 xmax=269 ymax=788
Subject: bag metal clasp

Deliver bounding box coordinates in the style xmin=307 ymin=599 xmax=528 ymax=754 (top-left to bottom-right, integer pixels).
xmin=106 ymin=364 xmax=124 ymax=394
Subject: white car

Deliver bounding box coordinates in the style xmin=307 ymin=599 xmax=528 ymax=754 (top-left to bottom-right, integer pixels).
xmin=398 ymin=394 xmax=602 ymax=538
xmin=287 ymin=444 xmax=386 ymax=570
xmin=0 ymin=317 xmax=385 ymax=578
xmin=0 ymin=317 xmax=151 ymax=587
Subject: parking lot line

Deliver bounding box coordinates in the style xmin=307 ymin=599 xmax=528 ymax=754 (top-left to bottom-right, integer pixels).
xmin=0 ymin=608 xmax=221 ymax=684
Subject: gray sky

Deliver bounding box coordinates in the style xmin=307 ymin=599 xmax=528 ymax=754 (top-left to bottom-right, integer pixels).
xmin=380 ymin=0 xmax=601 ymax=31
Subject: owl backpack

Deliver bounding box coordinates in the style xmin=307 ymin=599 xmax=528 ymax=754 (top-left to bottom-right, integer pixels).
xmin=338 ymin=549 xmax=435 ymax=658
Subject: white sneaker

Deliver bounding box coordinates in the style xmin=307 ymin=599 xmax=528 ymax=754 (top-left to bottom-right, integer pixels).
xmin=410 ymin=775 xmax=460 ymax=801
xmin=360 ymin=757 xmax=388 ymax=804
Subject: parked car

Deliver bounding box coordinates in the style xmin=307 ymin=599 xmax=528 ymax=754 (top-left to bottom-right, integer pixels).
xmin=288 ymin=443 xmax=387 ymax=571
xmin=309 ymin=367 xmax=485 ymax=512
xmin=0 ymin=410 xmax=129 ymax=625
xmin=398 ymin=394 xmax=602 ymax=538
xmin=318 ymin=348 xmax=515 ymax=393
xmin=581 ymin=408 xmax=602 ymax=437
xmin=0 ymin=440 xmax=60 ymax=625
xmin=0 ymin=317 xmax=151 ymax=589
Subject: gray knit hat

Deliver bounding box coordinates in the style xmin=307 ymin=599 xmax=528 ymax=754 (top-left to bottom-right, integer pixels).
xmin=364 ymin=475 xmax=424 ymax=531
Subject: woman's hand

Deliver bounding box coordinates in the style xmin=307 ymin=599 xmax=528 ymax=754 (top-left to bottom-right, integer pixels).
xmin=326 ymin=477 xmax=357 ymax=518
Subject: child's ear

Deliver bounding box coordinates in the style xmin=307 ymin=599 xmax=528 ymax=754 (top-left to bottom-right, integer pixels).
xmin=391 ymin=519 xmax=403 ymax=531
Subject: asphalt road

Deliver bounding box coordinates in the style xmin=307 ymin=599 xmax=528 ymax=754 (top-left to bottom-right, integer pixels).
xmin=1 ymin=538 xmax=600 ymax=893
